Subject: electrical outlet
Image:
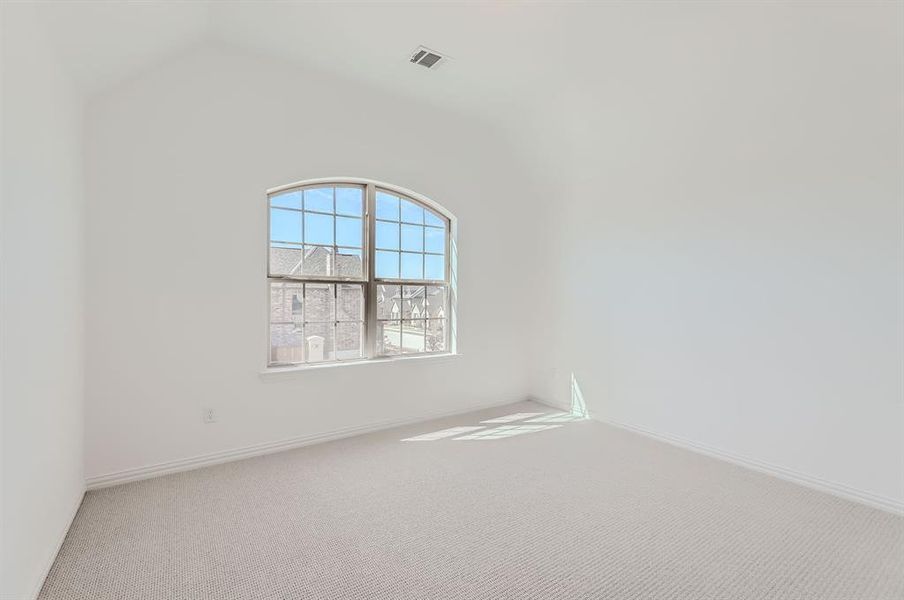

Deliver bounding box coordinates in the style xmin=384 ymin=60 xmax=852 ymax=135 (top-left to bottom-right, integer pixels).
xmin=202 ymin=408 xmax=217 ymax=424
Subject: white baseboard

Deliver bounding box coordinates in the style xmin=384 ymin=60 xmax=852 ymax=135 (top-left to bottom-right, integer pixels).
xmin=528 ymin=396 xmax=570 ymax=412
xmin=28 ymin=488 xmax=84 ymax=600
xmin=86 ymin=397 xmax=527 ymax=490
xmin=597 ymin=416 xmax=904 ymax=516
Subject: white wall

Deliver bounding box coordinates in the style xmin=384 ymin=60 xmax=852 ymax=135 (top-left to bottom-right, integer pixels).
xmin=4 ymin=14 xmax=900 ymax=592
xmin=0 ymin=4 xmax=86 ymax=598
xmin=527 ymin=3 xmax=904 ymax=508
xmin=84 ymin=44 xmax=543 ymax=481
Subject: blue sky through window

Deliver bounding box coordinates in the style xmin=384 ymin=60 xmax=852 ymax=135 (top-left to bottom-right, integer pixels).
xmin=401 ymin=224 xmax=423 ymax=252
xmin=400 ymin=199 xmax=423 ymax=224
xmin=272 ymin=186 xmax=446 ymax=280
xmin=336 ymin=216 xmax=362 ymax=247
xmin=376 ymin=221 xmax=399 ymax=250
xmin=376 ymin=251 xmax=399 ymax=278
xmin=401 ymin=252 xmax=423 ymax=279
xmin=425 ymin=255 xmax=444 ymax=279
xmin=270 ymin=208 xmax=302 ymax=243
xmin=304 ymin=187 xmax=333 ymax=213
xmin=425 ymin=227 xmax=444 ymax=253
xmin=304 ymin=212 xmax=333 ymax=245
xmin=376 ymin=192 xmax=399 ymax=220
xmin=335 ymin=187 xmax=362 ymax=216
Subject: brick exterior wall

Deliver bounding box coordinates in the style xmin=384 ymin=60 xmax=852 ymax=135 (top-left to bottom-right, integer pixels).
xmin=269 ymin=250 xmax=447 ymax=364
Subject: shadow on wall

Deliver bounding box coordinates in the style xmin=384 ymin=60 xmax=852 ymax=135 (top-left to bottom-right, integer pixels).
xmin=402 ymin=374 xmax=588 ymax=442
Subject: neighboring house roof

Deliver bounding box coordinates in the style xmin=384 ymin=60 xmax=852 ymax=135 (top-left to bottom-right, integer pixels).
xmin=272 ymin=246 xmax=446 ymax=320
xmin=381 ymin=286 xmax=446 ymax=319
xmin=270 ymin=246 xmax=304 ymax=276
xmin=270 ymin=246 xmax=362 ymax=278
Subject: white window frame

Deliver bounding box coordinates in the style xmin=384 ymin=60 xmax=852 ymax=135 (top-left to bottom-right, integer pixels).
xmin=266 ymin=177 xmax=456 ymax=369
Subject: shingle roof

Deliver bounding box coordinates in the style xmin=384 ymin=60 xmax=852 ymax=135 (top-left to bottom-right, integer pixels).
xmin=378 ymin=285 xmax=446 ymax=319
xmin=269 ymin=246 xmax=362 ymax=277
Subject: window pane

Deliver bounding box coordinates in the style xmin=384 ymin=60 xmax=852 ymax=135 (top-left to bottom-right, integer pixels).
xmin=304 ymin=322 xmax=335 ymax=363
xmin=304 ymin=187 xmax=333 ymax=213
xmin=270 ymin=208 xmax=302 ymax=244
xmin=401 ymin=224 xmax=424 ymax=252
xmin=377 ymin=320 xmax=401 ymax=356
xmin=401 ymin=252 xmax=423 ymax=279
xmin=376 ymin=250 xmax=400 ymax=279
xmin=335 ymin=248 xmax=363 ymax=279
xmin=376 ymin=221 xmax=399 ymax=250
xmin=424 ymin=226 xmax=445 ymax=254
xmin=304 ymin=212 xmax=333 ymax=245
xmin=302 ymin=246 xmax=333 ymax=277
xmin=270 ymin=282 xmax=304 ymax=324
xmin=425 ymin=209 xmax=444 ymax=227
xmin=270 ymin=324 xmax=304 ymax=364
xmin=304 ymin=283 xmax=334 ymax=322
xmin=402 ymin=286 xmax=425 ymax=319
xmin=425 ymin=254 xmax=444 ymax=280
xmin=426 ymin=286 xmax=446 ymax=318
xmin=336 ymin=322 xmax=363 ymax=360
xmin=426 ymin=319 xmax=446 ymax=352
xmin=268 ymin=182 xmax=451 ymax=366
xmin=270 ymin=283 xmax=305 ymax=364
xmin=376 ymin=192 xmax=399 ymax=221
xmin=335 ymin=187 xmax=363 ymax=216
xmin=400 ymin=199 xmax=424 ymax=224
xmin=336 ymin=216 xmax=362 ymax=248
xmin=337 ymin=284 xmax=363 ymax=321
xmin=271 ymin=190 xmax=302 ymax=210
xmin=269 ymin=245 xmax=304 ymax=277
xmin=402 ymin=320 xmax=426 ymax=354
xmin=378 ymin=285 xmax=400 ymax=320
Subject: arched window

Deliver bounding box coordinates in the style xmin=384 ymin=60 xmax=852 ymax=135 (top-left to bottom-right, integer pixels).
xmin=267 ymin=179 xmax=453 ymax=367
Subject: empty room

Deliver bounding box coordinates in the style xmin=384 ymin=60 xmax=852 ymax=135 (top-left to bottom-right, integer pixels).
xmin=1 ymin=1 xmax=902 ymax=598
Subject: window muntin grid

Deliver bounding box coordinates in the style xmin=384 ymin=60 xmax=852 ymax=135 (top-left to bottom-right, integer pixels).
xmin=267 ymin=181 xmax=451 ymax=367
xmin=269 ymin=185 xmax=366 ymax=281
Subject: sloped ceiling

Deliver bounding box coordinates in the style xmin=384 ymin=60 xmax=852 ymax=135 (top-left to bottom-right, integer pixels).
xmin=30 ymin=1 xmax=687 ymax=131
xmin=208 ymin=1 xmax=570 ymax=123
xmin=30 ymin=0 xmax=896 ymax=165
xmin=35 ymin=1 xmax=211 ymax=99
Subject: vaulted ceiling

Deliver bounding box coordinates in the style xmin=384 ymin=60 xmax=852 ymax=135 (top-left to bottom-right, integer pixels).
xmin=36 ymin=1 xmax=567 ymax=121
xmin=31 ymin=2 xmax=804 ymax=129
xmin=30 ymin=0 xmax=901 ymax=175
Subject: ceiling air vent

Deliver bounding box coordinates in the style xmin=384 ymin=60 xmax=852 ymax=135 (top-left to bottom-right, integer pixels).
xmin=409 ymin=46 xmax=446 ymax=69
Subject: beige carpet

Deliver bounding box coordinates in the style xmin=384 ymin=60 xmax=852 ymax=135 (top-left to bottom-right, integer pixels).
xmin=40 ymin=401 xmax=904 ymax=599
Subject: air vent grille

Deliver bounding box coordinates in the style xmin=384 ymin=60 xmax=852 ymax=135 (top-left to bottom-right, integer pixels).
xmin=410 ymin=46 xmax=446 ymax=69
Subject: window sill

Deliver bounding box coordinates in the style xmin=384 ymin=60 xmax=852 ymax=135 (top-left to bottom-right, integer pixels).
xmin=259 ymin=352 xmax=461 ymax=379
